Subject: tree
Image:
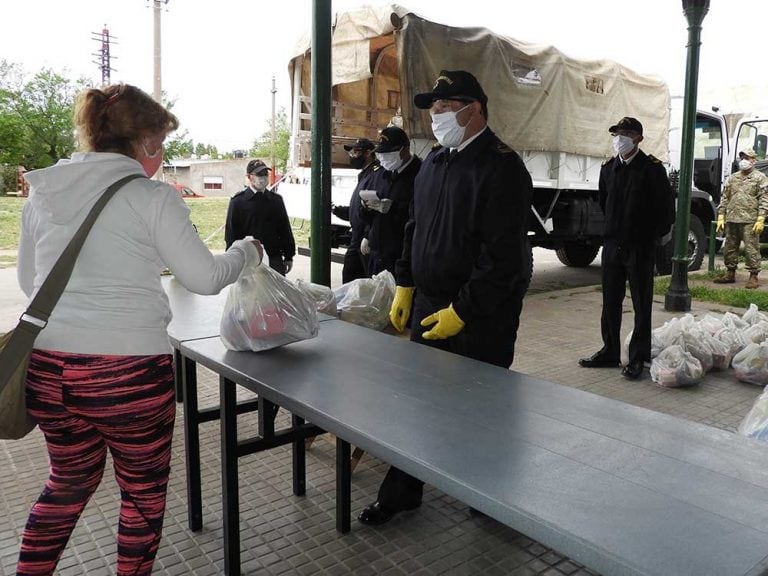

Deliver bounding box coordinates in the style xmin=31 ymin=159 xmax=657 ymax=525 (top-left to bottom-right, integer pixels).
xmin=165 ymin=129 xmax=194 ymax=160
xmin=249 ymin=107 xmax=290 ymax=173
xmin=0 ymin=60 xmax=29 ymax=166
xmin=0 ymin=64 xmax=88 ymax=169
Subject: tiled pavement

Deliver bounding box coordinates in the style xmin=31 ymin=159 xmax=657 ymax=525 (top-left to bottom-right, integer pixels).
xmin=1 ymin=264 xmax=765 ymax=575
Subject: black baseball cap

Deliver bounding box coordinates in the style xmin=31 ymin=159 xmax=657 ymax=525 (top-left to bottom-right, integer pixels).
xmin=608 ymin=117 xmax=643 ymax=136
xmin=246 ymin=159 xmax=271 ymax=175
xmin=343 ymin=138 xmax=376 ymax=152
xmin=414 ymin=70 xmax=488 ymax=109
xmin=374 ymin=126 xmax=409 ymax=153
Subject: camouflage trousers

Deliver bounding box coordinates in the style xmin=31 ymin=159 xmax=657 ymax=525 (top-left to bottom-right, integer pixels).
xmin=722 ymin=222 xmax=761 ymax=272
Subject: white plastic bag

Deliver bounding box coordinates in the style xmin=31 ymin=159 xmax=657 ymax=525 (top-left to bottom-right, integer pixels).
xmin=732 ymin=342 xmax=768 ymax=386
xmin=334 ymin=270 xmax=396 ymax=330
xmin=220 ymin=260 xmax=319 ymax=352
xmin=650 ymin=317 xmax=686 ymax=359
xmin=296 ymin=279 xmax=337 ymax=316
xmin=738 ymin=386 xmax=768 ymax=441
xmin=742 ymin=303 xmax=768 ymax=326
xmin=650 ymin=344 xmax=703 ymax=388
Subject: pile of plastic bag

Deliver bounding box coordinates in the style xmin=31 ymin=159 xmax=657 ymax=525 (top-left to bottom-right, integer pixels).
xmin=627 ymin=304 xmax=768 ymax=388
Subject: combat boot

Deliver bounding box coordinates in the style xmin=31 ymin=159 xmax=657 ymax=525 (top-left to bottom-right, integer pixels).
xmin=746 ymin=272 xmax=760 ymax=289
xmin=713 ymin=269 xmax=736 ymax=284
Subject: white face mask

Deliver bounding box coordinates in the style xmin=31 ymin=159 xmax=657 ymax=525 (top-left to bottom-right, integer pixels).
xmin=612 ymin=134 xmax=636 ymax=157
xmin=377 ymin=151 xmax=403 ymax=172
xmin=430 ymin=104 xmax=471 ymax=148
xmin=250 ymin=175 xmax=269 ymax=191
xmin=739 ymin=159 xmax=754 ymax=171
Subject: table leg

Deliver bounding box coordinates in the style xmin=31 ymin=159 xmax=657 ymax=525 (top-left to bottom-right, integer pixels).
xmin=173 ymin=348 xmax=183 ymax=402
xmin=221 ymin=376 xmax=241 ymax=576
xmin=336 ymin=437 xmax=351 ymax=533
xmin=182 ymin=355 xmax=203 ymax=532
xmin=292 ymin=414 xmax=307 ymax=496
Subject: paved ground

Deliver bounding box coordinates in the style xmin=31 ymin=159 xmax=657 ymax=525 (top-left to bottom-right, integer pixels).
xmin=0 ymin=256 xmax=764 ymax=575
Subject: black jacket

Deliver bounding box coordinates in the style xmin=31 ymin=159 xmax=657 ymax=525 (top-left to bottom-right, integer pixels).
xmin=225 ymin=187 xmax=296 ymax=261
xmin=395 ymin=128 xmax=533 ymax=324
xmin=361 ymin=156 xmax=422 ymax=266
xmin=333 ymin=161 xmax=384 ymax=248
xmin=599 ymin=150 xmax=675 ymax=247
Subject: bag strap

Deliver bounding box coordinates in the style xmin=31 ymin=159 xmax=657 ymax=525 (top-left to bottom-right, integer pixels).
xmin=8 ymin=173 xmax=147 ymax=342
xmin=0 ymin=173 xmax=146 ymax=389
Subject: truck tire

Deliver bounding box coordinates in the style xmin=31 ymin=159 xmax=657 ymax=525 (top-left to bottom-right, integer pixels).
xmin=655 ymin=214 xmax=706 ymax=274
xmin=555 ymin=243 xmax=600 ymax=267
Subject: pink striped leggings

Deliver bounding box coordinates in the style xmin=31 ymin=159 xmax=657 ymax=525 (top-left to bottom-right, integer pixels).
xmin=17 ymin=349 xmax=176 ymax=576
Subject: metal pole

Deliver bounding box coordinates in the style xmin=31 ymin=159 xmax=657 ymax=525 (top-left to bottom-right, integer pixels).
xmin=271 ymin=76 xmax=277 ymax=184
xmin=310 ymin=0 xmax=332 ymax=286
xmin=665 ymin=0 xmax=709 ymax=312
xmin=152 ymin=0 xmax=163 ymax=102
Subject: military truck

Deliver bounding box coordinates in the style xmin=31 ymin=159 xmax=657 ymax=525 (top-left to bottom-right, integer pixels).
xmin=285 ymin=5 xmax=768 ymax=271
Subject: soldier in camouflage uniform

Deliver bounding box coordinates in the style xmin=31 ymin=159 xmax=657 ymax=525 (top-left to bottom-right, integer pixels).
xmin=714 ymin=148 xmax=768 ymax=288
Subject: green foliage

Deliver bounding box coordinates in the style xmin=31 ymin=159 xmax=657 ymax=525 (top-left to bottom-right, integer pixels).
xmin=0 ymin=60 xmax=88 ymax=169
xmin=249 ymin=107 xmax=290 ymax=173
xmin=164 ymin=129 xmax=194 ymax=161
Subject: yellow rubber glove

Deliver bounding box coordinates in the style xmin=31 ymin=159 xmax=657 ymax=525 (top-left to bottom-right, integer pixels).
xmin=754 ymin=215 xmax=765 ymax=235
xmin=716 ymin=214 xmax=725 ymax=234
xmin=420 ymin=304 xmax=465 ymax=340
xmin=389 ymin=286 xmax=415 ymax=333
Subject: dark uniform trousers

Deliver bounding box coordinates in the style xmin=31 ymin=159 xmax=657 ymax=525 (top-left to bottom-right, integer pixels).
xmin=342 ymin=245 xmax=368 ymax=284
xmin=600 ymin=238 xmax=656 ymax=365
xmin=376 ymin=288 xmax=526 ymax=509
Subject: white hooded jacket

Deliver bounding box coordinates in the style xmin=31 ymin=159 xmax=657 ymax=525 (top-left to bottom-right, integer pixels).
xmin=18 ymin=152 xmax=258 ymax=355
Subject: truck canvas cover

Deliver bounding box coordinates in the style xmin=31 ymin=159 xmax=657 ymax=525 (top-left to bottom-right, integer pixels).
xmin=289 ymin=3 xmax=670 ymax=162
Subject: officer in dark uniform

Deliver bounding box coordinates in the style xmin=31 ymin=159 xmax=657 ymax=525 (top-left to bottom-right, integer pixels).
xmin=579 ymin=117 xmax=675 ymax=379
xmin=332 ymin=138 xmax=383 ymax=283
xmin=360 ymin=126 xmax=422 ymax=275
xmin=225 ymin=159 xmax=295 ymax=275
xmin=358 ymin=70 xmax=533 ymax=526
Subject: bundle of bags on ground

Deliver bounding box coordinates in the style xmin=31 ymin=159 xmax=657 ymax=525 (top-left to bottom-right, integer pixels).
xmin=623 ymin=303 xmax=768 ymax=388
xmin=220 ymin=257 xmax=320 ymax=352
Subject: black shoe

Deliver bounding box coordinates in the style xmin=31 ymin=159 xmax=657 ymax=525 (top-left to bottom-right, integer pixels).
xmin=579 ymin=351 xmax=620 ymax=368
xmin=622 ymin=361 xmax=643 ymax=380
xmin=357 ymin=500 xmax=420 ymax=526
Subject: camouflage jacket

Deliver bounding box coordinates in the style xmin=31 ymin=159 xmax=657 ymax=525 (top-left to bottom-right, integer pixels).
xmin=718 ymin=169 xmax=768 ymax=223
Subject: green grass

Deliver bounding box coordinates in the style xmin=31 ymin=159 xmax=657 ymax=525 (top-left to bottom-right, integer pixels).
xmin=654 ymin=271 xmax=768 ymax=310
xmin=0 ymin=196 xmax=310 ymax=267
xmin=0 ymin=197 xmax=24 ymax=250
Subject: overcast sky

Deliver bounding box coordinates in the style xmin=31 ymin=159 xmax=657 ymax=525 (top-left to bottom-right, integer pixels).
xmin=3 ymin=1 xmax=766 ymax=152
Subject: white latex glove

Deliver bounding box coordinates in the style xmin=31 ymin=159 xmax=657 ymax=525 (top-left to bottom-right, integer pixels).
xmin=284 ymin=259 xmax=293 ymax=274
xmin=360 ymin=237 xmax=371 ymax=255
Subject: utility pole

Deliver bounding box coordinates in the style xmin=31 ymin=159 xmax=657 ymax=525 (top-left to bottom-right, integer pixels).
xmin=91 ymin=25 xmax=117 ymax=86
xmin=665 ymin=0 xmax=710 ymax=312
xmin=151 ymin=0 xmax=169 ymax=102
xmin=271 ymin=75 xmax=277 ymax=184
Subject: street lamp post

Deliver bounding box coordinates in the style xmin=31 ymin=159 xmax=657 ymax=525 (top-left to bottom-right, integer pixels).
xmin=665 ymin=0 xmax=710 ymax=312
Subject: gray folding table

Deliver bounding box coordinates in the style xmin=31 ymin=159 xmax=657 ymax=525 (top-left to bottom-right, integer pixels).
xmin=181 ymin=318 xmax=768 ymax=576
